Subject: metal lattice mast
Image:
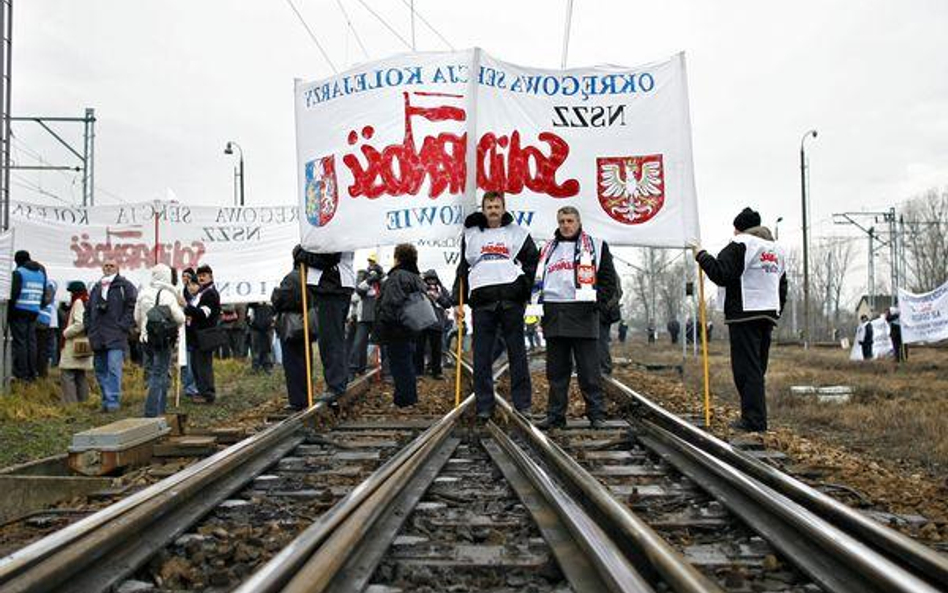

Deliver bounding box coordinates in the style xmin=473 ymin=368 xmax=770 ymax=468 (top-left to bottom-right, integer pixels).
xmin=0 ymin=0 xmax=12 ymax=230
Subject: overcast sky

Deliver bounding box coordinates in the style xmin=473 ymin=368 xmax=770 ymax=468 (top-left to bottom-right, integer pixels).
xmin=10 ymin=0 xmax=948 ymax=290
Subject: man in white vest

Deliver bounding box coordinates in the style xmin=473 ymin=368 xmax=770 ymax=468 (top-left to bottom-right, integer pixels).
xmin=454 ymin=191 xmax=539 ymax=423
xmin=694 ymin=207 xmax=787 ymax=432
xmin=535 ymin=206 xmax=619 ymax=430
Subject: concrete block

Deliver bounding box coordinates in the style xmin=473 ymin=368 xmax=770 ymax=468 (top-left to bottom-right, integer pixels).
xmin=70 ymin=417 xmax=170 ymax=452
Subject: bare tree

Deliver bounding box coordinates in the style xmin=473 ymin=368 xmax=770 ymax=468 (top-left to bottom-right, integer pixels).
xmin=902 ymin=187 xmax=948 ymax=292
xmin=810 ymin=237 xmax=857 ymax=339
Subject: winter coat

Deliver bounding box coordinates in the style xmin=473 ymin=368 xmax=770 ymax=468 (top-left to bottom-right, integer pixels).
xmin=9 ymin=260 xmax=49 ymax=319
xmin=375 ymin=263 xmax=426 ymax=344
xmin=695 ymin=226 xmax=788 ymax=325
xmin=541 ymin=236 xmax=620 ymax=340
xmin=422 ymin=271 xmax=453 ymax=330
xmin=85 ymin=274 xmax=138 ymax=351
xmin=292 ymin=247 xmax=355 ymax=298
xmin=60 ymin=299 xmax=93 ymax=371
xmin=184 ymin=282 xmax=221 ymax=347
xmin=452 ymin=211 xmax=539 ymax=309
xmin=133 ymin=264 xmax=186 ymax=344
xmin=355 ymin=263 xmax=385 ymax=323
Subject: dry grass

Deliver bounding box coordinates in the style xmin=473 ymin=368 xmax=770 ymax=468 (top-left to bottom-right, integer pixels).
xmin=615 ymin=339 xmax=948 ymax=475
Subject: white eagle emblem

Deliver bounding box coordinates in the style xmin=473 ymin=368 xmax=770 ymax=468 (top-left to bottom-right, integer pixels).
xmin=596 ymin=155 xmax=665 ymax=225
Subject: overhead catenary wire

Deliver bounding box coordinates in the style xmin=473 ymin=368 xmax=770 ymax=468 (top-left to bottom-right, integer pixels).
xmin=397 ymin=0 xmax=455 ymax=50
xmin=284 ymin=0 xmax=338 ymax=74
xmin=334 ymin=0 xmax=370 ymax=60
xmin=356 ymin=0 xmax=412 ymax=50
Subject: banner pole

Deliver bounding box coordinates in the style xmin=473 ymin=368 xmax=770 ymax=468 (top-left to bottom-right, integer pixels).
xmin=300 ymin=263 xmax=315 ymax=408
xmin=454 ymin=278 xmax=464 ymax=408
xmin=697 ymin=268 xmax=711 ymax=428
xmin=153 ymin=209 xmax=160 ymax=266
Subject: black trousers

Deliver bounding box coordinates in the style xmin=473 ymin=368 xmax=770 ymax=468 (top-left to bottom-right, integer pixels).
xmin=472 ymin=304 xmax=531 ymax=416
xmin=598 ymin=320 xmax=613 ymax=375
xmin=316 ymin=296 xmax=349 ymax=395
xmin=281 ymin=337 xmax=308 ymax=409
xmin=547 ymin=336 xmax=604 ymax=422
xmin=388 ymin=339 xmax=418 ymax=407
xmin=250 ymin=328 xmax=272 ymax=370
xmin=413 ymin=328 xmax=443 ymax=376
xmin=191 ymin=348 xmax=216 ymax=400
xmin=348 ymin=321 xmax=372 ymax=375
xmin=728 ymin=320 xmax=773 ymax=430
xmin=10 ymin=315 xmax=38 ymax=381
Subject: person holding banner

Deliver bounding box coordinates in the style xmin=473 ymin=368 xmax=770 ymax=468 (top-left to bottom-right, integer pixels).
xmin=534 ymin=207 xmax=619 ymax=430
xmin=292 ymin=246 xmax=356 ymax=399
xmin=693 ymin=208 xmax=787 ymax=433
xmin=453 ymin=191 xmax=539 ymax=423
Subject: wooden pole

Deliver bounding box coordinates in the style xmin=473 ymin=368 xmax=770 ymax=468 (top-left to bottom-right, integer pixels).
xmin=697 ymin=268 xmax=711 ymax=428
xmin=300 ymin=263 xmax=315 ymax=408
xmin=454 ymin=278 xmax=464 ymax=408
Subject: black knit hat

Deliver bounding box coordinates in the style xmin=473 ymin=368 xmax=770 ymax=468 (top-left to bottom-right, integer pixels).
xmin=14 ymin=250 xmax=29 ymax=266
xmin=66 ymin=280 xmax=87 ymax=293
xmin=733 ymin=207 xmax=761 ymax=232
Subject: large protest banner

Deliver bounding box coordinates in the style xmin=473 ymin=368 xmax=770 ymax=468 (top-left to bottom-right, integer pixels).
xmin=899 ymin=281 xmax=948 ymax=344
xmin=295 ymin=49 xmax=699 ymax=252
xmin=10 ymin=200 xmax=297 ymax=303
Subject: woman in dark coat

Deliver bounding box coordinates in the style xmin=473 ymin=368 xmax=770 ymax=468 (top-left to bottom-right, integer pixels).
xmin=271 ymin=266 xmax=316 ymax=411
xmin=375 ymin=244 xmax=426 ymax=407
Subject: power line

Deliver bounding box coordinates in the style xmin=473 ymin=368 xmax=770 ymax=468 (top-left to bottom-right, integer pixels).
xmin=10 ymin=175 xmax=71 ymax=206
xmin=356 ymin=0 xmax=412 ymax=49
xmin=397 ymin=0 xmax=454 ymax=50
xmin=284 ymin=0 xmax=338 ymax=73
xmin=335 ymin=0 xmax=370 ymax=60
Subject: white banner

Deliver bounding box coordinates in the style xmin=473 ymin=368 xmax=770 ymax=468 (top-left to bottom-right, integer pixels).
xmin=10 ymin=200 xmax=298 ymax=304
xmin=296 ymin=49 xmax=699 ymax=252
xmin=899 ymin=281 xmax=948 ymax=344
xmin=0 ymin=229 xmax=14 ymax=301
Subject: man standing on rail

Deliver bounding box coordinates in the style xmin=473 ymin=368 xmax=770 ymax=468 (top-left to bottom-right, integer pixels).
xmin=692 ymin=207 xmax=787 ymax=432
xmin=534 ymin=206 xmax=619 ymax=430
xmin=453 ymin=191 xmax=539 ymax=424
xmin=293 ymin=246 xmax=357 ymax=399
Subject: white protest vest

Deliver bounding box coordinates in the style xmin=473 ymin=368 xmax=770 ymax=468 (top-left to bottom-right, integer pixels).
xmin=464 ymin=224 xmax=530 ymax=292
xmin=306 ymin=251 xmax=356 ymax=288
xmin=541 ymin=237 xmax=603 ymax=303
xmin=732 ymin=234 xmax=784 ymax=312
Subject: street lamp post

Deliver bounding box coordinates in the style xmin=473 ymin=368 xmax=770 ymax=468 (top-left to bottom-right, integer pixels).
xmin=224 ymin=141 xmax=245 ymax=206
xmin=800 ymin=129 xmax=817 ymax=348
xmin=775 ymin=216 xmax=784 ymax=241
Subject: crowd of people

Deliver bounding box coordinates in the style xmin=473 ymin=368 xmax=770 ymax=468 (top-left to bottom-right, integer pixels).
xmin=8 ymin=196 xmax=791 ymax=434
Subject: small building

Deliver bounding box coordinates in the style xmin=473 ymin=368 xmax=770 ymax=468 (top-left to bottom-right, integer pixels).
xmin=855 ymin=294 xmax=893 ymax=320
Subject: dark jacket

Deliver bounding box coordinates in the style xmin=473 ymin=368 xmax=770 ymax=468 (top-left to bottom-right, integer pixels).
xmin=422 ymin=270 xmax=453 ymax=330
xmin=541 ymin=234 xmax=620 ymax=340
xmin=375 ymin=262 xmax=426 ymax=344
xmin=355 ymin=263 xmax=385 ymax=323
xmin=292 ymin=246 xmax=354 ymax=298
xmin=452 ymin=211 xmax=539 ymax=309
xmin=184 ymin=282 xmax=221 ymax=346
xmin=85 ymin=274 xmax=138 ymax=351
xmin=695 ymin=226 xmax=788 ymax=325
xmin=9 ymin=260 xmax=49 ymax=319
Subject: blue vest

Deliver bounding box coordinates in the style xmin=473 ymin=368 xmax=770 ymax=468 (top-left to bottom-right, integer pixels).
xmin=13 ymin=267 xmax=45 ymax=313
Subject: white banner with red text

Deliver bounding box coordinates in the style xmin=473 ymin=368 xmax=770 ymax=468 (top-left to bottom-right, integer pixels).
xmin=296 ymin=49 xmax=700 ymax=252
xmin=10 ymin=200 xmax=298 ymax=304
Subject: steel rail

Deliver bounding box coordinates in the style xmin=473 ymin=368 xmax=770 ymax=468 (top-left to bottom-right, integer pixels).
xmin=604 ymin=376 xmax=948 ymax=590
xmin=494 ymin=395 xmax=722 ymax=593
xmin=235 ymin=394 xmax=475 ymax=593
xmin=642 ymin=420 xmax=939 ymax=593
xmin=485 ymin=420 xmax=656 ymax=593
xmin=0 ymin=370 xmax=378 ymax=590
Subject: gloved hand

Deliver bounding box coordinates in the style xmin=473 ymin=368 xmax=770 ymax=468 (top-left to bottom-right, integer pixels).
xmin=685 ymin=239 xmax=701 ymax=258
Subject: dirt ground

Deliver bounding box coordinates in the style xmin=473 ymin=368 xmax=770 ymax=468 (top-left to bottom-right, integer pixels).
xmin=611 ymin=337 xmax=948 ymax=544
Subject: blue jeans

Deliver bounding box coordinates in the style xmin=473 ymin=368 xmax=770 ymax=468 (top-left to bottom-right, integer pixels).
xmin=143 ymin=344 xmax=172 ymax=417
xmin=93 ymin=348 xmax=125 ymax=411
xmin=183 ymin=350 xmax=199 ymax=396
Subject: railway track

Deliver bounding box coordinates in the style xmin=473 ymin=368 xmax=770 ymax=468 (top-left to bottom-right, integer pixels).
xmin=1 ymin=355 xmax=946 ymax=592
